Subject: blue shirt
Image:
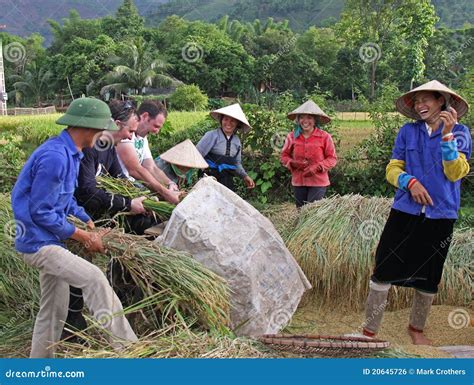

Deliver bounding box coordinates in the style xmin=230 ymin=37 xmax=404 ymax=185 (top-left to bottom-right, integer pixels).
xmin=11 ymin=129 xmax=91 ymax=253
xmin=391 ymin=121 xmax=472 ymax=219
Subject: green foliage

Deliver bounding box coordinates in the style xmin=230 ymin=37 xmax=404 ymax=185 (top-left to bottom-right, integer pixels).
xmin=10 ymin=62 xmax=54 ymax=106
xmin=169 ymin=85 xmax=209 ymax=111
xmin=236 ymin=104 xmax=294 ymax=203
xmin=102 ymin=36 xmax=176 ymax=96
xmin=331 ymin=83 xmax=405 ymax=196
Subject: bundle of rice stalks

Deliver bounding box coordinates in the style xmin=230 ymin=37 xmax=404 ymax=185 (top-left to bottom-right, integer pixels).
xmin=0 ymin=194 xmax=39 ymax=311
xmin=57 ymin=324 xmax=270 ymax=358
xmin=286 ymin=194 xmax=472 ymax=311
xmin=68 ymin=229 xmax=230 ymax=333
xmin=437 ymin=230 xmax=473 ymax=307
xmin=260 ymin=202 xmax=299 ymax=241
xmin=96 ymin=176 xmax=175 ymax=219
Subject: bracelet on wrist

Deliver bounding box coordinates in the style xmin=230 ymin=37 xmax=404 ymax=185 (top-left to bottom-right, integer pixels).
xmin=407 ymin=178 xmax=418 ymax=190
xmin=442 ymin=132 xmax=454 ymax=139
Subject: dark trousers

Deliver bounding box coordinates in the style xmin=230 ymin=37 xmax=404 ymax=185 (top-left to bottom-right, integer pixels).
xmin=201 ymin=169 xmax=236 ymax=191
xmin=293 ymin=186 xmax=327 ymax=208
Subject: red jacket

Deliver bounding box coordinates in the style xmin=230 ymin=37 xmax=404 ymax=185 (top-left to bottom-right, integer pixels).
xmin=281 ymin=129 xmax=337 ymax=187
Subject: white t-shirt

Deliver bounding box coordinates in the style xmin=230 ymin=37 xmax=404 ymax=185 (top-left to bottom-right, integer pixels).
xmin=118 ymin=133 xmax=152 ymax=179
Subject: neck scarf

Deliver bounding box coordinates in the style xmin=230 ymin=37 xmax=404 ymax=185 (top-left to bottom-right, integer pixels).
xmin=171 ymin=163 xmax=194 ymax=185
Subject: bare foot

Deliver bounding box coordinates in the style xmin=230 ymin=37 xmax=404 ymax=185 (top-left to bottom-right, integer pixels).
xmin=408 ymin=327 xmax=432 ymax=345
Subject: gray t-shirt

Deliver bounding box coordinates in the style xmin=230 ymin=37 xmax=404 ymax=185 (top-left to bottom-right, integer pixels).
xmin=196 ymin=129 xmax=247 ymax=178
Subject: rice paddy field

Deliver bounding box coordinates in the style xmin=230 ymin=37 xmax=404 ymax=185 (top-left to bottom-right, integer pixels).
xmin=0 ymin=113 xmax=472 ymax=359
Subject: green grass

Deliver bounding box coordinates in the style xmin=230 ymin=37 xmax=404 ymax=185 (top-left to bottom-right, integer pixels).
xmin=335 ymin=119 xmax=375 ymax=154
xmin=167 ymin=111 xmax=207 ymax=132
xmin=0 ymin=111 xmax=208 ymax=155
xmin=0 ymin=112 xmax=380 ymax=161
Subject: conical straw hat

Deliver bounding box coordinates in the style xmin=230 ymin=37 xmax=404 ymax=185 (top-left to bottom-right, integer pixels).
xmin=396 ymin=80 xmax=469 ymax=120
xmin=210 ymin=103 xmax=252 ymax=133
xmin=287 ymin=100 xmax=331 ymax=124
xmin=159 ymin=139 xmax=208 ymax=169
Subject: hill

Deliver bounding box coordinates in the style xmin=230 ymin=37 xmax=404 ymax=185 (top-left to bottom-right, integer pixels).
xmin=0 ymin=0 xmax=472 ymax=42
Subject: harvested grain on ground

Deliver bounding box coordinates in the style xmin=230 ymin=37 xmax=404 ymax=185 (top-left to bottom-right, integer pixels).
xmin=289 ymin=304 xmax=473 ymax=358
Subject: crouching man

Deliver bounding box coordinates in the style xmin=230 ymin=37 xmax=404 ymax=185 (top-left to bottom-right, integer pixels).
xmin=11 ymin=98 xmax=137 ymax=358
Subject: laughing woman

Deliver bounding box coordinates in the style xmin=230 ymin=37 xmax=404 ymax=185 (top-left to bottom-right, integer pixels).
xmin=362 ymin=80 xmax=471 ymax=345
xmin=196 ymin=103 xmax=255 ymax=191
xmin=281 ymin=100 xmax=337 ymax=207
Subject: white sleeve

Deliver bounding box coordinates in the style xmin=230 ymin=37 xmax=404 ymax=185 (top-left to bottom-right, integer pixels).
xmin=142 ymin=136 xmax=153 ymax=160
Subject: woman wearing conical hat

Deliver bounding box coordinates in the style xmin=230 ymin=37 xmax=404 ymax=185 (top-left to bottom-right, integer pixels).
xmin=281 ymin=100 xmax=337 ymax=207
xmin=196 ymin=103 xmax=255 ymax=191
xmin=155 ymin=139 xmax=208 ymax=189
xmin=362 ymin=80 xmax=472 ymax=345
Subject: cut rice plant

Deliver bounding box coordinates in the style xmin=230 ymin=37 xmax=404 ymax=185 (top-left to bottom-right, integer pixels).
xmin=57 ymin=323 xmax=271 ymax=358
xmin=260 ymin=202 xmax=299 ymax=241
xmin=96 ymin=175 xmax=152 ymax=198
xmin=0 ymin=194 xmax=39 ymax=311
xmin=67 ymin=228 xmax=230 ymax=333
xmin=96 ymin=175 xmax=175 ymax=219
xmin=286 ymin=194 xmax=473 ymax=311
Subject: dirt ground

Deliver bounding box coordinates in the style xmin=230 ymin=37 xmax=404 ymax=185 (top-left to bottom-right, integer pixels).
xmin=289 ymin=304 xmax=474 ymax=358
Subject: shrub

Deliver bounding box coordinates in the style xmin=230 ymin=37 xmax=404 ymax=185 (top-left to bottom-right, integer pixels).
xmin=169 ymin=84 xmax=208 ymax=111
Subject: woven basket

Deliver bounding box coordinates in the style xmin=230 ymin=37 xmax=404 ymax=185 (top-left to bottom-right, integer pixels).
xmin=259 ymin=334 xmax=390 ymax=357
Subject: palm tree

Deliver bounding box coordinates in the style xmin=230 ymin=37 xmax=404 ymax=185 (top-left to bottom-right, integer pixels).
xmin=10 ymin=62 xmax=53 ymax=106
xmin=102 ymin=37 xmax=180 ymax=96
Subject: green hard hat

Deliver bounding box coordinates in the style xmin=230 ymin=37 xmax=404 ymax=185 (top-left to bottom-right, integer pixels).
xmin=56 ymin=97 xmax=118 ymax=131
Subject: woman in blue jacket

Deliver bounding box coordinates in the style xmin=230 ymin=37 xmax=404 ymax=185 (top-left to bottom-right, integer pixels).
xmin=362 ymin=80 xmax=471 ymax=345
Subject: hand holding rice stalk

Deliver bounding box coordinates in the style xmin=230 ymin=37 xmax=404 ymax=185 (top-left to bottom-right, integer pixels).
xmin=96 ymin=176 xmax=176 ymax=219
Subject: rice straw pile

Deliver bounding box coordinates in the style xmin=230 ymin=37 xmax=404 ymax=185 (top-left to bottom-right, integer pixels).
xmin=286 ymin=194 xmax=473 ymax=311
xmin=261 ymin=202 xmax=299 ymax=241
xmin=67 ymin=229 xmax=230 ymax=333
xmin=56 ymin=319 xmax=420 ymax=359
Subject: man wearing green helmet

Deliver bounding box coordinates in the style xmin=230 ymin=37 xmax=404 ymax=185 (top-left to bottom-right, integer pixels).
xmin=11 ymin=97 xmax=137 ymax=358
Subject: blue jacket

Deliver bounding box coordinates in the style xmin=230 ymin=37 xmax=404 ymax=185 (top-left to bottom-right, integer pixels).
xmin=11 ymin=130 xmax=91 ymax=253
xmin=392 ymin=121 xmax=472 ymax=219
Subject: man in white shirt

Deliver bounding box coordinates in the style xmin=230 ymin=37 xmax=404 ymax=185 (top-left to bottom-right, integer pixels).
xmin=117 ymin=100 xmax=181 ymax=204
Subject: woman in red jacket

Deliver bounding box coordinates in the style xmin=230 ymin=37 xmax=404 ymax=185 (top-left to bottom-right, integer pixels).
xmin=281 ymin=100 xmax=337 ymax=207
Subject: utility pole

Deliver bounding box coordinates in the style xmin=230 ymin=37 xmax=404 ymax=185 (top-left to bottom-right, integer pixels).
xmin=0 ymin=25 xmax=8 ymax=116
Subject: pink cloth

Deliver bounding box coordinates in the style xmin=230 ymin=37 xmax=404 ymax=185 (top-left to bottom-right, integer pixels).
xmin=281 ymin=129 xmax=337 ymax=187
